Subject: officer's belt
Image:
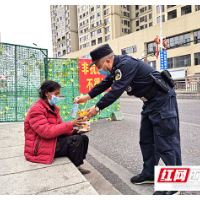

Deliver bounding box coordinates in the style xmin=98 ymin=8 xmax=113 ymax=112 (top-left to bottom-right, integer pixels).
xmin=140 ymin=78 xmax=166 ymax=102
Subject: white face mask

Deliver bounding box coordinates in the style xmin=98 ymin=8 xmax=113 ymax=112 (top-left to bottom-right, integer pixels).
xmin=48 ymin=92 xmax=60 ymax=105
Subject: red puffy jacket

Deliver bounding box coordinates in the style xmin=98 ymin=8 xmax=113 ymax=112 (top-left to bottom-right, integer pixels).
xmin=24 ymin=98 xmax=74 ymax=164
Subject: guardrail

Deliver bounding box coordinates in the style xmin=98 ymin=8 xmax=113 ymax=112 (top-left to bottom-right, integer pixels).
xmin=174 ymin=81 xmax=198 ymax=92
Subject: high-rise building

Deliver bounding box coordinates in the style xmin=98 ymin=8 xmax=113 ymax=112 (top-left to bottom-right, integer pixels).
xmin=50 ymin=5 xmax=78 ymax=58
xmin=58 ymin=5 xmax=200 ymax=78
xmin=50 ymin=5 xmax=200 ymax=78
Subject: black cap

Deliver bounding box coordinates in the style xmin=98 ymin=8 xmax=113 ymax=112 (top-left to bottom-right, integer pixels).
xmin=88 ymin=44 xmax=113 ymax=68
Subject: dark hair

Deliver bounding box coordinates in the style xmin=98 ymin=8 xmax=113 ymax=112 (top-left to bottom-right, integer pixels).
xmin=39 ymin=80 xmax=61 ymax=99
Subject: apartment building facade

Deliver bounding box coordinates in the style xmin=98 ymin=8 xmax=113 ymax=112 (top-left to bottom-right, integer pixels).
xmin=50 ymin=5 xmax=79 ymax=58
xmin=50 ymin=5 xmax=134 ymax=57
xmin=62 ymin=5 xmax=200 ymax=78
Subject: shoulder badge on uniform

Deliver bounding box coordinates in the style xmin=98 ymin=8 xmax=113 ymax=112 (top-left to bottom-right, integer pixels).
xmin=115 ymin=69 xmax=122 ymax=81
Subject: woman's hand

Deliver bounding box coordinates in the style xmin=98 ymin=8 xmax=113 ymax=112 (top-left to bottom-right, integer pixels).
xmin=71 ymin=117 xmax=85 ymax=127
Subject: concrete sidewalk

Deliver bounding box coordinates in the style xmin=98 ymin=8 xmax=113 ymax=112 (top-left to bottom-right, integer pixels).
xmin=0 ymin=122 xmax=98 ymax=195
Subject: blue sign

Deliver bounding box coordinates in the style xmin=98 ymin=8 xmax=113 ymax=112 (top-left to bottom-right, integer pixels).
xmin=160 ymin=50 xmax=168 ymax=70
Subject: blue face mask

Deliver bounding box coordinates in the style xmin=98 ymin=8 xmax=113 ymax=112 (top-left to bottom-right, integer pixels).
xmin=98 ymin=60 xmax=110 ymax=76
xmin=48 ymin=92 xmax=60 ymax=105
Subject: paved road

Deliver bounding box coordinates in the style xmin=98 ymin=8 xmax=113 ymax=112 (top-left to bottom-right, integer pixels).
xmin=86 ymin=97 xmax=200 ymax=195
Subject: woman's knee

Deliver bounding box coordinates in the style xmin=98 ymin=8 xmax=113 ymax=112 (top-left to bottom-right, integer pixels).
xmin=81 ymin=134 xmax=89 ymax=144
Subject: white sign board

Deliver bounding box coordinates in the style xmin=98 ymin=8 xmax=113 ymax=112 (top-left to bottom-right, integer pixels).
xmin=168 ymin=69 xmax=186 ymax=80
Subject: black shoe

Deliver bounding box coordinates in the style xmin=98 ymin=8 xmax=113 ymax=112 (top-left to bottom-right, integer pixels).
xmin=153 ymin=191 xmax=181 ymax=195
xmin=130 ymin=174 xmax=154 ymax=184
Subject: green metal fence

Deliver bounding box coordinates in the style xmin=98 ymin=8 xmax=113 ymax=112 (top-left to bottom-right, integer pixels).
xmin=0 ymin=42 xmax=120 ymax=123
xmin=46 ymin=58 xmax=120 ymax=122
xmin=0 ymin=42 xmax=48 ymax=122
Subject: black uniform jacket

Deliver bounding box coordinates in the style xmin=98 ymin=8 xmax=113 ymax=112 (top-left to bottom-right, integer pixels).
xmin=88 ymin=55 xmax=176 ymax=111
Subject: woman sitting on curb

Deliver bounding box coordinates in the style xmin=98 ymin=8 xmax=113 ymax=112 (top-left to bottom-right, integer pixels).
xmin=24 ymin=80 xmax=91 ymax=174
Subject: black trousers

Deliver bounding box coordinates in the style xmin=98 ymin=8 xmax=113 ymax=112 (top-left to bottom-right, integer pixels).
xmin=54 ymin=134 xmax=89 ymax=167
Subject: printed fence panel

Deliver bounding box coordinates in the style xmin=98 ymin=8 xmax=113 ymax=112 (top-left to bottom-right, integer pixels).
xmin=0 ymin=42 xmax=48 ymax=122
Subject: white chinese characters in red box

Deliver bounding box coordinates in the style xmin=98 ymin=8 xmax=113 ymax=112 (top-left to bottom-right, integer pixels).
xmin=155 ymin=166 xmax=200 ymax=191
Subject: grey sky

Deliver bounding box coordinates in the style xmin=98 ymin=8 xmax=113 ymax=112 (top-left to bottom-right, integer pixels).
xmin=0 ymin=1 xmax=53 ymax=57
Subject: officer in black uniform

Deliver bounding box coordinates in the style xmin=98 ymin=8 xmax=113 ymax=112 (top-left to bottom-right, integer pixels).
xmin=76 ymin=44 xmax=182 ymax=195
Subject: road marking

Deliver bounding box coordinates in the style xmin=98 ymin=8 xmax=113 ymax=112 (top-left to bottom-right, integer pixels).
xmin=122 ymin=113 xmax=200 ymax=127
xmin=88 ymin=146 xmax=154 ymax=195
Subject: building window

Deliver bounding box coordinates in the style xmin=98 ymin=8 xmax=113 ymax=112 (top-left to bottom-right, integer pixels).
xmin=136 ymin=12 xmax=139 ymax=17
xmin=62 ymin=36 xmax=65 ymax=40
xmin=104 ymin=8 xmax=109 ymax=15
xmin=149 ymin=22 xmax=153 ymax=27
xmin=168 ymin=10 xmax=177 ymax=20
xmin=91 ymin=31 xmax=95 ymax=38
xmin=121 ymin=46 xmax=137 ymax=55
xmin=140 ymin=24 xmax=147 ymax=30
xmin=136 ymin=20 xmax=139 ymax=27
xmin=98 ymin=37 xmax=102 ymax=44
xmin=148 ymin=5 xmax=152 ymax=10
xmin=181 ymin=5 xmax=192 ymax=15
xmin=97 ymin=11 xmax=101 ymax=19
xmin=135 ymin=5 xmax=139 ymax=10
xmin=50 ymin=5 xmax=54 ymax=9
xmin=147 ymin=42 xmax=156 ymax=53
xmin=157 ymin=5 xmax=165 ymax=12
xmin=51 ymin=17 xmax=55 ymax=22
xmin=103 ymin=5 xmax=106 ymax=9
xmin=61 ymin=22 xmax=64 ymax=28
xmin=195 ymin=5 xmax=200 ymax=11
xmin=62 ymin=42 xmax=66 ymax=48
xmin=194 ymin=30 xmax=200 ymax=44
xmin=168 ymin=54 xmax=191 ymax=69
xmin=97 ymin=5 xmax=101 ymax=10
xmin=53 ymin=54 xmax=57 ymax=58
xmin=84 ymin=27 xmax=89 ymax=33
xmin=157 ymin=15 xmax=165 ymax=23
xmin=148 ymin=61 xmax=156 ymax=69
xmin=97 ymin=28 xmax=102 ymax=36
xmin=140 ymin=16 xmax=144 ymax=22
xmin=51 ymin=11 xmax=54 ymax=16
xmin=105 ymin=26 xmax=110 ymax=34
xmin=105 ymin=35 xmax=111 ymax=41
xmin=55 ymin=5 xmax=59 ymax=10
xmin=124 ymin=20 xmax=127 ymax=25
xmin=90 ymin=23 xmax=95 ymax=28
xmin=140 ymin=7 xmax=147 ymax=14
xmin=147 ymin=32 xmax=191 ymax=53
xmin=58 ymin=51 xmax=61 ymax=57
xmin=90 ymin=15 xmax=95 ymax=22
xmin=90 ymin=7 xmax=94 ymax=14
xmin=149 ymin=13 xmax=152 ymax=20
xmin=65 ymin=5 xmax=69 ymax=11
xmin=194 ymin=52 xmax=200 ymax=65
xmin=92 ymin=39 xmax=96 ymax=46
xmin=104 ymin=17 xmax=110 ymax=25
xmin=53 ymin=48 xmax=57 ymax=52
xmin=96 ymin=20 xmax=102 ymax=26
xmin=123 ymin=12 xmax=129 ymax=17
xmin=128 ymin=21 xmax=130 ymax=27
xmin=67 ymin=47 xmax=71 ymax=53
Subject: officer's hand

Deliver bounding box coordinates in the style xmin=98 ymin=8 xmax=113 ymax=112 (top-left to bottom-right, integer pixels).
xmin=74 ymin=94 xmax=91 ymax=104
xmin=87 ymin=106 xmax=98 ymax=118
